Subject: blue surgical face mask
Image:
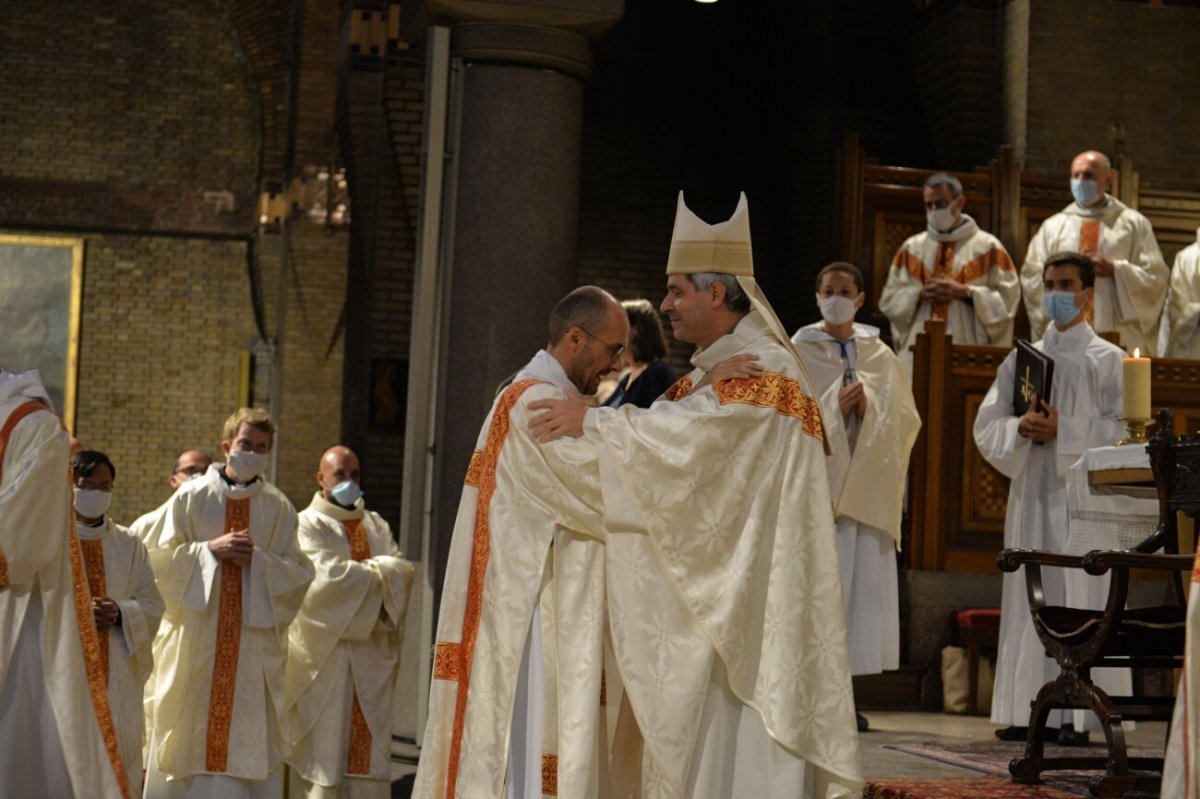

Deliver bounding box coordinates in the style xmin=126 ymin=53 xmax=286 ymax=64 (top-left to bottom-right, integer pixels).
xmin=330 ymin=479 xmax=363 ymax=507
xmin=1043 ymin=291 xmax=1081 ymax=327
xmin=1071 ymin=178 xmax=1101 ymax=207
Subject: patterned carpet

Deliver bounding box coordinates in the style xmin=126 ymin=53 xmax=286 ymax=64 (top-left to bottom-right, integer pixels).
xmin=863 ymin=775 xmax=1087 ymax=798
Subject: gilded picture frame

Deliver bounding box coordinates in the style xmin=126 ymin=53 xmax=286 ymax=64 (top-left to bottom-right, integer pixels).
xmin=0 ymin=234 xmax=84 ymax=432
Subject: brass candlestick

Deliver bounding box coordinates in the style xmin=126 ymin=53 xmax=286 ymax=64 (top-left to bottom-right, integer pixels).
xmin=1116 ymin=416 xmax=1152 ymax=446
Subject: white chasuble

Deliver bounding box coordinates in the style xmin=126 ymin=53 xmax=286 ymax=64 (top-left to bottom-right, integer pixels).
xmin=144 ymin=464 xmax=313 ymax=796
xmin=1021 ymin=196 xmax=1168 ymax=355
xmin=1162 ymin=551 xmax=1200 ymax=799
xmin=284 ymin=493 xmax=415 ymax=796
xmin=588 ymin=312 xmax=863 ymax=799
xmin=0 ymin=376 xmax=134 ymax=799
xmin=414 ymin=350 xmax=609 ymax=799
xmin=793 ymin=323 xmax=920 ymax=676
xmin=973 ymin=322 xmax=1125 ymax=727
xmin=878 ymin=215 xmax=1019 ymax=377
xmin=1158 ymin=230 xmax=1200 ymax=359
xmin=78 ymin=517 xmax=164 ymax=782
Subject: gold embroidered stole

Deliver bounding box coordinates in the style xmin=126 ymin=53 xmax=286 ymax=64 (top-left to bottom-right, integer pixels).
xmin=342 ymin=518 xmax=374 ymax=775
xmin=79 ymin=538 xmax=110 ymax=684
xmin=1079 ymin=219 xmax=1102 ymax=254
xmin=205 ymin=497 xmax=248 ymax=772
xmin=931 ymin=241 xmax=956 ymax=319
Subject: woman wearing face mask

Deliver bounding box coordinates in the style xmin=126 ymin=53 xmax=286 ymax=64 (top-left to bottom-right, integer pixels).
xmin=792 ymin=262 xmax=921 ymax=733
xmin=72 ymin=449 xmax=165 ymax=791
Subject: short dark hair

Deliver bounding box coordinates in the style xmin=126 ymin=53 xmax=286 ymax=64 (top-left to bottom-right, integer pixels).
xmin=171 ymin=450 xmax=211 ymax=478
xmin=622 ymin=299 xmax=668 ymax=363
xmin=687 ymin=273 xmax=752 ymax=314
xmin=548 ymin=286 xmax=616 ymax=346
xmin=815 ymin=261 xmax=864 ymax=293
xmin=924 ymin=171 xmax=963 ymax=198
xmin=1043 ymin=251 xmax=1095 ymax=289
xmin=73 ymin=449 xmax=116 ymax=482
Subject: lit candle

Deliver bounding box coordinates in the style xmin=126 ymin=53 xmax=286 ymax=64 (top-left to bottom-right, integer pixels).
xmin=1122 ymin=347 xmax=1151 ymax=419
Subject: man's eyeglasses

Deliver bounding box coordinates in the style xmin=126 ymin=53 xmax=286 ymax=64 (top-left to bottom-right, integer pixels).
xmin=579 ymin=326 xmax=625 ymax=360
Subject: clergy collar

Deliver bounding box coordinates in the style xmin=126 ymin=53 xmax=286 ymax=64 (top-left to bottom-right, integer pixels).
xmin=77 ymin=516 xmax=110 ymax=540
xmin=926 ymin=213 xmax=980 ymax=244
xmin=206 ymin=462 xmax=267 ymax=500
xmin=1041 ymin=318 xmax=1094 ymax=353
xmin=691 ymin=310 xmax=772 ymax=372
xmin=308 ymin=491 xmax=365 ymax=521
xmin=1064 ymin=194 xmax=1122 ymax=221
xmin=514 ymin=349 xmax=578 ymax=396
xmin=793 ymin=321 xmax=880 ymax=344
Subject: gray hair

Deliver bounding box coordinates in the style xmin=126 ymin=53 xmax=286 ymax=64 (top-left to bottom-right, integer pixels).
xmin=687 ymin=273 xmax=752 ymax=314
xmin=924 ymin=172 xmax=963 ymax=198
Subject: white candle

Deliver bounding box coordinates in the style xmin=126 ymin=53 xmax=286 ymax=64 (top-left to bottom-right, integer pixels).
xmin=1122 ymin=348 xmax=1151 ymax=419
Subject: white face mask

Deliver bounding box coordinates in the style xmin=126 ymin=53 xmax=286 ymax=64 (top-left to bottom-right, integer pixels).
xmin=818 ymin=294 xmax=859 ymax=326
xmin=74 ymin=488 xmax=112 ymax=519
xmin=927 ymin=206 xmax=957 ymax=232
xmin=226 ymin=450 xmax=269 ymax=482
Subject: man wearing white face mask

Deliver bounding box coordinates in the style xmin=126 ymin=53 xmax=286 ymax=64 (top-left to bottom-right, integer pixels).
xmin=975 ymin=252 xmax=1127 ymax=745
xmin=143 ymin=407 xmax=314 ymax=799
xmin=880 ymin=172 xmax=1020 ymax=378
xmin=283 ymin=445 xmax=414 ymax=799
xmin=793 ymin=262 xmax=921 ymax=732
xmin=72 ymin=449 xmax=164 ymax=789
xmin=1020 ymin=150 xmax=1168 ymax=356
xmin=129 ymin=449 xmax=213 ymax=542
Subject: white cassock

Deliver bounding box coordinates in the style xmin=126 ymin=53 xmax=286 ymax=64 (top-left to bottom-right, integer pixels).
xmin=0 ymin=370 xmax=133 ymax=798
xmin=1021 ymin=196 xmax=1168 ymax=355
xmin=792 ymin=322 xmax=921 ymax=676
xmin=1157 ymin=229 xmax=1200 ymax=359
xmin=130 ymin=496 xmax=172 ymax=543
xmin=973 ymin=322 xmax=1126 ymax=728
xmin=1162 ymin=551 xmax=1200 ymax=799
xmin=878 ymin=214 xmax=1020 ymax=377
xmin=414 ymin=349 xmax=610 ymax=799
xmin=283 ymin=492 xmax=415 ymax=799
xmin=588 ymin=311 xmax=863 ymax=799
xmin=144 ymin=463 xmax=314 ymax=799
xmin=77 ymin=516 xmax=164 ymax=783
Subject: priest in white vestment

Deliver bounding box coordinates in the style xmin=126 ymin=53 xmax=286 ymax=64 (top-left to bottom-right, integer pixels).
xmin=878 ymin=172 xmax=1019 ymax=377
xmin=1157 ymin=227 xmax=1200 ymax=359
xmin=974 ymin=252 xmax=1126 ymax=743
xmin=1162 ymin=549 xmax=1200 ymax=798
xmin=0 ymin=369 xmax=133 ymax=798
xmin=414 ymin=286 xmax=631 ymax=799
xmin=1020 ymin=151 xmax=1168 ymax=355
xmin=129 ymin=449 xmax=213 ymax=542
xmin=284 ymin=445 xmax=415 ymax=798
xmin=530 ymin=193 xmax=864 ymax=799
xmin=72 ymin=449 xmax=164 ymax=786
xmin=793 ymin=262 xmax=921 ymax=731
xmin=144 ymin=408 xmax=314 ymax=799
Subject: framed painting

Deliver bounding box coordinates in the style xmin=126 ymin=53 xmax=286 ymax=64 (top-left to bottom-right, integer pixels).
xmin=0 ymin=234 xmax=84 ymax=431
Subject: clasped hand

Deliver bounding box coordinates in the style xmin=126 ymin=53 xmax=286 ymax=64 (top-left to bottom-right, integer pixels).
xmin=92 ymin=596 xmax=120 ymax=632
xmin=839 ymin=381 xmax=867 ymax=417
xmin=208 ymin=528 xmax=254 ymax=567
xmin=920 ymin=278 xmax=968 ymax=302
xmin=1017 ymin=396 xmax=1059 ymax=442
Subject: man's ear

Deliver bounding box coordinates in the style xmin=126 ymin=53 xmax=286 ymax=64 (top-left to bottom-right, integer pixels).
xmin=710 ymin=281 xmax=727 ymax=308
xmin=953 ymin=193 xmax=967 ymax=213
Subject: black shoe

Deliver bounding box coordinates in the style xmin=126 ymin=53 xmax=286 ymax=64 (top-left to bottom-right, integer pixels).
xmin=1057 ymin=724 xmax=1090 ymax=747
xmin=994 ymin=725 xmax=1028 ymax=741
xmin=856 ymin=712 xmax=869 ymax=732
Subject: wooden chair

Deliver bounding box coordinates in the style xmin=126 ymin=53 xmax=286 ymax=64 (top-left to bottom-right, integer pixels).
xmin=996 ymin=408 xmax=1199 ymax=798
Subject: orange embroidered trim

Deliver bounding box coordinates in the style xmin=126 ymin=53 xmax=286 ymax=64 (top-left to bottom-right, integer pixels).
xmin=205 ymin=497 xmax=249 ymax=772
xmin=433 ymin=641 xmax=461 ymax=681
xmin=893 ymin=249 xmax=927 ymax=280
xmin=542 ymin=753 xmax=559 ymax=796
xmin=599 ymin=668 xmax=606 ymax=707
xmin=0 ymin=400 xmax=49 ymax=588
xmin=1079 ymin=219 xmax=1101 ymax=255
xmin=931 ymin=242 xmax=956 ymax=319
xmin=464 ymin=449 xmax=485 ymax=487
xmin=343 ymin=519 xmax=371 ymax=561
xmin=665 ymin=375 xmax=694 ymax=402
xmin=346 ymin=690 xmax=373 ymax=775
xmin=713 ymin=372 xmax=824 ymax=441
xmin=894 ymin=244 xmax=1015 ymax=288
xmin=80 ymin=538 xmax=110 ymax=685
xmin=443 ymin=379 xmax=543 ymax=799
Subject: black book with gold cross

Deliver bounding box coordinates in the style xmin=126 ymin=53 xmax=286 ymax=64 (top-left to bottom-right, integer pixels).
xmin=1013 ymin=339 xmax=1054 ymax=416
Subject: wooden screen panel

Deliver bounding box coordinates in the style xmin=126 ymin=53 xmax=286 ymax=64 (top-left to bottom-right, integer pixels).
xmin=869 ymin=210 xmax=925 ymax=316
xmin=961 ymin=393 xmax=1011 ymax=534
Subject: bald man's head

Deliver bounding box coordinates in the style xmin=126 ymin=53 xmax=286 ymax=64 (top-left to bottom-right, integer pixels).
xmin=1070 ymin=150 xmax=1112 ymax=207
xmin=317 ymin=446 xmax=362 ymax=505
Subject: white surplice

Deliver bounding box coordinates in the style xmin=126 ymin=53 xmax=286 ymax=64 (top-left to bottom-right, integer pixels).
xmin=793 ymin=322 xmax=921 ymax=675
xmin=1157 ymin=229 xmax=1200 ymax=359
xmin=143 ymin=464 xmax=314 ymax=799
xmin=589 ymin=311 xmax=863 ymax=799
xmin=878 ymin=214 xmax=1020 ymax=377
xmin=1162 ymin=552 xmax=1200 ymax=799
xmin=1021 ymin=196 xmax=1168 ymax=355
xmin=0 ymin=370 xmax=132 ymax=799
xmin=414 ymin=350 xmax=610 ymax=799
xmin=973 ymin=322 xmax=1125 ymax=727
xmin=77 ymin=515 xmax=164 ymax=782
xmin=283 ymin=492 xmax=414 ymax=799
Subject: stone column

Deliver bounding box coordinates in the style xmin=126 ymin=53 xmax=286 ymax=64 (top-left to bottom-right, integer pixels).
xmin=401 ymin=2 xmax=622 ymax=593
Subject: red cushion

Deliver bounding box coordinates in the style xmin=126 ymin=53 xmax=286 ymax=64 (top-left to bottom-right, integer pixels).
xmin=955 ymin=609 xmax=1001 ymax=629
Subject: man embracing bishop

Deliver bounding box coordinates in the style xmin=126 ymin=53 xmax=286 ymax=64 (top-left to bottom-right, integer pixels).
xmin=529 ymin=192 xmax=864 ymax=799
